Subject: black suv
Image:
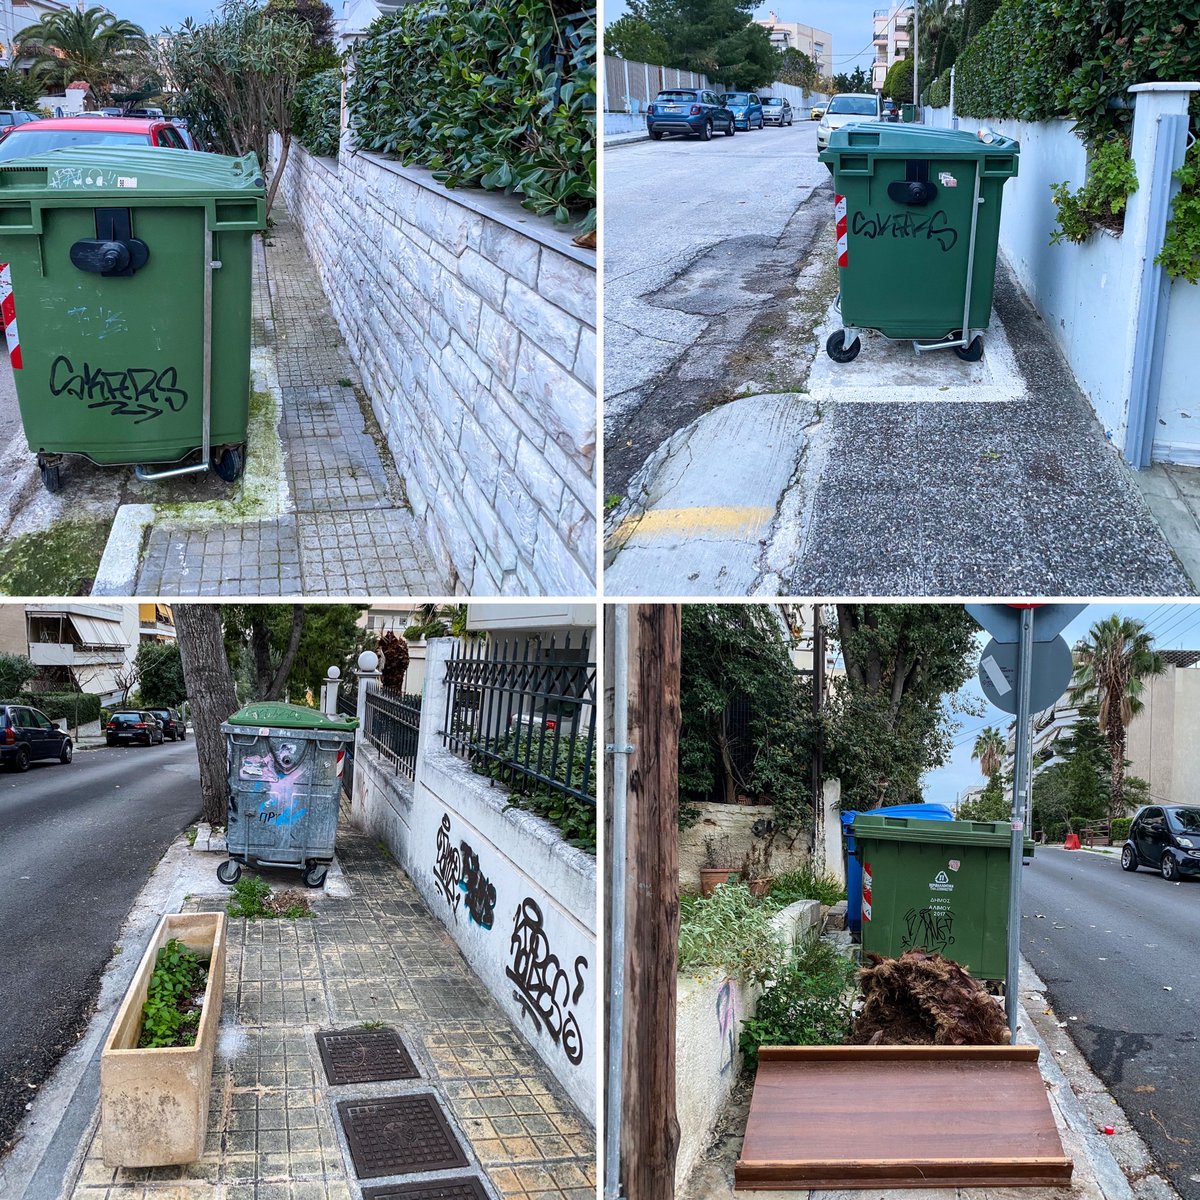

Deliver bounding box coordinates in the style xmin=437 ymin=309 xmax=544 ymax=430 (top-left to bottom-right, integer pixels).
xmin=1 ymin=704 xmax=73 ymax=771
xmin=146 ymin=708 xmax=187 ymax=741
xmin=1121 ymin=804 xmax=1200 ymax=881
xmin=106 ymin=710 xmax=164 ymax=746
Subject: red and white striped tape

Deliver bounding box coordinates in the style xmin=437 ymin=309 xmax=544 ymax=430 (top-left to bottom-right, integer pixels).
xmin=336 ymin=749 xmax=345 ymax=778
xmin=0 ymin=263 xmax=22 ymax=370
xmin=834 ymin=194 xmax=848 ymax=268
xmin=862 ymin=863 xmax=872 ymax=922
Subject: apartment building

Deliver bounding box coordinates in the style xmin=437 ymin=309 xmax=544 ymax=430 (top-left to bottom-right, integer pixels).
xmin=872 ymin=2 xmax=913 ymax=91
xmin=753 ymin=11 xmax=833 ymax=77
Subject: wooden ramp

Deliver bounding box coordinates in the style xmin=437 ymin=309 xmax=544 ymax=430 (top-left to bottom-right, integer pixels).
xmin=735 ymin=1045 xmax=1074 ymax=1190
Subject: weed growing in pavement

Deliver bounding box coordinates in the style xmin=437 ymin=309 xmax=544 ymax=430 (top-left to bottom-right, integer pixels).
xmin=605 ymin=494 xmax=622 ymax=514
xmin=359 ymin=1020 xmax=386 ymax=1030
xmin=186 ymin=826 xmax=198 ymax=848
xmin=227 ymin=877 xmax=315 ymax=920
xmin=139 ymin=938 xmax=209 ymax=1049
xmin=337 ymin=378 xmax=353 ymax=388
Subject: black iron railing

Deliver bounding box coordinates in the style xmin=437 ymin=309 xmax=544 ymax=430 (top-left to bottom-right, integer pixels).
xmin=364 ymin=687 xmax=423 ymax=782
xmin=443 ymin=634 xmax=597 ymax=810
xmin=337 ymin=689 xmax=357 ymax=796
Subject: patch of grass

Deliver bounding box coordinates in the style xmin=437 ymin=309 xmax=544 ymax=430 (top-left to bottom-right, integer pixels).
xmin=0 ymin=518 xmax=109 ymax=596
xmin=227 ymin=876 xmax=315 ymax=920
xmin=765 ymin=864 xmax=847 ymax=909
xmin=359 ymin=1020 xmax=386 ymax=1030
xmin=337 ymin=378 xmax=353 ymax=388
xmin=604 ymin=494 xmax=622 ymax=514
xmin=186 ymin=826 xmax=198 ymax=848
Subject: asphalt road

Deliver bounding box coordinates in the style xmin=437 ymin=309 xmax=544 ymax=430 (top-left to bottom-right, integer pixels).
xmin=0 ymin=740 xmax=201 ymax=1158
xmin=1022 ymin=845 xmax=1200 ymax=1198
xmin=603 ymin=118 xmax=831 ymax=498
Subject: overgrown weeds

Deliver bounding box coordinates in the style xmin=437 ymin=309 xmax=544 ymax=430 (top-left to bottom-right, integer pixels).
xmin=227 ymin=877 xmax=315 ymax=920
xmin=139 ymin=938 xmax=209 ymax=1049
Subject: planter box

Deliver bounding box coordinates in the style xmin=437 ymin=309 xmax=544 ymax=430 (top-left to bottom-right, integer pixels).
xmin=100 ymin=912 xmax=226 ymax=1167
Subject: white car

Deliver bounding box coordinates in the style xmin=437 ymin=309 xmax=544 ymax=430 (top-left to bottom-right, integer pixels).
xmin=816 ymin=92 xmax=883 ymax=153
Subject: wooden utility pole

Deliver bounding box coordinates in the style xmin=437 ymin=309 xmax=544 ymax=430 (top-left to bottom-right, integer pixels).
xmin=617 ymin=604 xmax=682 ymax=1200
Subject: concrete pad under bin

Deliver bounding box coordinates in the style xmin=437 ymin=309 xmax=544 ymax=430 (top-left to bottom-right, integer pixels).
xmin=99 ymin=911 xmax=226 ymax=1167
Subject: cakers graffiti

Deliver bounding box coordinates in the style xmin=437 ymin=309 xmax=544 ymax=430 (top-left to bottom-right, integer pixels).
xmin=850 ymin=208 xmax=959 ymax=253
xmin=459 ymin=841 xmax=496 ymax=929
xmin=49 ymin=354 xmax=189 ymax=423
xmin=434 ymin=813 xmax=461 ymax=918
xmin=901 ymin=905 xmax=956 ymax=953
xmin=716 ymin=979 xmax=738 ymax=1075
xmin=506 ymin=897 xmax=588 ymax=1065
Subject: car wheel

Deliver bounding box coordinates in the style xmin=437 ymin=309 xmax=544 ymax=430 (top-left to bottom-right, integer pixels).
xmin=650 ymin=131 xmax=663 ymax=141
xmin=1120 ymin=844 xmax=1139 ymax=871
xmin=725 ymin=119 xmax=735 ymax=137
xmin=59 ymin=739 xmax=73 ymax=765
xmin=14 ymin=746 xmax=29 ymax=773
xmin=701 ymin=119 xmax=713 ymax=141
xmin=1162 ymin=853 xmax=1180 ymax=881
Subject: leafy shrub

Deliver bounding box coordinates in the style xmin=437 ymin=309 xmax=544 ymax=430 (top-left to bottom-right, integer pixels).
xmin=346 ymin=0 xmax=595 ymax=229
xmin=1050 ymin=138 xmax=1138 ymax=244
xmin=882 ymin=57 xmax=913 ymax=104
xmin=767 ymin=864 xmax=846 ymax=909
xmin=738 ymin=937 xmax=858 ymax=1069
xmin=1157 ymin=140 xmax=1200 ymax=283
xmin=139 ymin=938 xmax=208 ymax=1049
xmin=678 ymin=882 xmax=784 ymax=983
xmin=293 ymin=68 xmax=342 ymax=157
xmin=227 ymin=876 xmax=315 ymax=919
xmin=0 ymin=653 xmax=36 ymax=697
xmin=1110 ymin=817 xmax=1132 ymax=841
xmin=927 ymin=68 xmax=951 ymax=110
xmin=2 ymin=691 xmax=102 ymax=725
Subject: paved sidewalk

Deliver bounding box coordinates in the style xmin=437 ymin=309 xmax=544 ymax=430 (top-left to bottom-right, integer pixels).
xmin=57 ymin=823 xmax=593 ymax=1200
xmin=124 ymin=204 xmax=448 ymax=596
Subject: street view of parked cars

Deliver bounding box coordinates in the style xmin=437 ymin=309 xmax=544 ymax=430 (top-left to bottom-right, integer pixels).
xmin=1121 ymin=805 xmax=1200 ymax=881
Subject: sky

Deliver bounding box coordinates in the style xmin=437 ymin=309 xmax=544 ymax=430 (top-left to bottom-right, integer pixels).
xmin=605 ymin=0 xmax=897 ymax=76
xmin=109 ymin=2 xmax=215 ymax=33
xmin=922 ymin=603 xmax=1200 ymax=808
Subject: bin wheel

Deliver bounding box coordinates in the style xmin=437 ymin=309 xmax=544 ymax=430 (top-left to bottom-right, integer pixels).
xmin=302 ymin=862 xmax=328 ymax=889
xmin=826 ymin=329 xmax=862 ymax=363
xmin=212 ymin=446 xmax=245 ymax=483
xmin=954 ymin=335 xmax=984 ymax=362
xmin=217 ymin=859 xmax=242 ymax=885
xmin=38 ymin=459 xmax=61 ymax=494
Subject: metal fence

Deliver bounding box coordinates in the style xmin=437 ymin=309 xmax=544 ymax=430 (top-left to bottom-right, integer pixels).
xmin=364 ymin=687 xmax=423 ymax=782
xmin=337 ymin=688 xmax=357 ymax=796
xmin=443 ymin=634 xmax=597 ymax=807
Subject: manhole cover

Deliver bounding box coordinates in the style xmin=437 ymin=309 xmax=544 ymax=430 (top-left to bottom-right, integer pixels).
xmin=362 ymin=1180 xmax=489 ymax=1200
xmin=317 ymin=1029 xmax=420 ymax=1085
xmin=338 ymin=1095 xmax=469 ymax=1179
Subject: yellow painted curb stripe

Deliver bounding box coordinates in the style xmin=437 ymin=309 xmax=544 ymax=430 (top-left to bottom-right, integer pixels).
xmin=612 ymin=505 xmax=775 ymax=544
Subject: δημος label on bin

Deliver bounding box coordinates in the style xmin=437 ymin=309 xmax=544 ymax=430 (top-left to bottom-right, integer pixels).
xmin=938 ymin=172 xmax=958 ymax=187
xmin=117 ymin=177 xmax=138 ymax=189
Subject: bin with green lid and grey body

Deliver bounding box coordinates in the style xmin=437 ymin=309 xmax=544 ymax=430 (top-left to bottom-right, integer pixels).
xmin=218 ymin=701 xmax=359 ymax=890
xmin=0 ymin=146 xmax=265 ymax=493
xmin=818 ymin=124 xmax=1019 ymax=363
xmin=853 ymin=813 xmax=1034 ymax=980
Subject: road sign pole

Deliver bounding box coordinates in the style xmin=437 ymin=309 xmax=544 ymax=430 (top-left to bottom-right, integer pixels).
xmin=1006 ymin=607 xmax=1035 ymax=1042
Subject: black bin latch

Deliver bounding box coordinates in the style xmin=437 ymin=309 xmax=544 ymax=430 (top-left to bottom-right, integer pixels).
xmin=887 ymin=160 xmax=939 ymax=206
xmin=69 ymin=208 xmax=149 ymax=277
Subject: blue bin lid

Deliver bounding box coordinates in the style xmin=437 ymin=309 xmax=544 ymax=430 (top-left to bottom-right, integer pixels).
xmin=842 ymin=803 xmax=953 ymax=830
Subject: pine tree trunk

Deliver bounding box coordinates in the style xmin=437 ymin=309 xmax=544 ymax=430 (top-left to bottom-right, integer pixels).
xmin=176 ymin=605 xmax=238 ymax=828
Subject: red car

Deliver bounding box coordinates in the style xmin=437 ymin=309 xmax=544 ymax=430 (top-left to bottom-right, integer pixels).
xmin=0 ymin=116 xmax=193 ymax=161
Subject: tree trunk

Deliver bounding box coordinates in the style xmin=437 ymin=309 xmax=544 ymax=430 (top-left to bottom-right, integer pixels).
xmin=715 ymin=710 xmax=737 ymax=805
xmin=266 ymin=605 xmax=306 ymax=700
xmin=618 ymin=604 xmax=682 ymax=1200
xmin=265 ymin=131 xmax=290 ymax=218
xmin=1109 ymin=720 xmax=1127 ymax=825
xmin=176 ymin=605 xmax=239 ymax=828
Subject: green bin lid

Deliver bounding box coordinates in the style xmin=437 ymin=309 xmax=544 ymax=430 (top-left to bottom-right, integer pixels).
xmin=0 ymin=146 xmax=266 ymax=200
xmin=225 ymin=701 xmax=358 ymax=732
xmin=822 ymin=122 xmax=1019 ymax=160
xmin=852 ymin=812 xmax=1034 ymax=853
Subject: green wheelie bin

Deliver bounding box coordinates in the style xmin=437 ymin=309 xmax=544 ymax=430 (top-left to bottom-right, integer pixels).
xmin=853 ymin=813 xmax=1034 ymax=980
xmin=0 ymin=146 xmax=265 ymax=493
xmin=819 ymin=124 xmax=1019 ymax=363
xmin=218 ymin=701 xmax=359 ymax=890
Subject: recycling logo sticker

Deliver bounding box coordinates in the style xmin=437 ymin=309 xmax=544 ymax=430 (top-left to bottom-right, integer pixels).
xmin=930 ymin=869 xmax=955 ymax=893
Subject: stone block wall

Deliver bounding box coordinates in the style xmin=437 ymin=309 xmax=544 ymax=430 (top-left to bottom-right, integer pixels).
xmin=273 ymin=139 xmax=596 ymax=594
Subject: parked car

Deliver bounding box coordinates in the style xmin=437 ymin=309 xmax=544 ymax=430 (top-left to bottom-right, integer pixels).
xmin=646 ymin=88 xmax=736 ymax=141
xmin=0 ymin=116 xmax=193 ymax=161
xmin=882 ymin=98 xmax=901 ymax=122
xmin=721 ymin=92 xmax=764 ymax=131
xmin=0 ymin=111 xmax=39 ymax=131
xmin=0 ymin=704 xmax=73 ymax=771
xmin=105 ymin=710 xmax=165 ymax=746
xmin=816 ymin=92 xmax=883 ymax=153
xmin=811 ymin=102 xmax=826 ymax=120
xmin=1121 ymin=805 xmax=1200 ymax=880
xmin=762 ymin=96 xmax=795 ymax=126
xmin=146 ymin=708 xmax=187 ymax=742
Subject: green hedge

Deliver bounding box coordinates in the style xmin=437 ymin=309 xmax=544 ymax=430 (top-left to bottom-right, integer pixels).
xmin=1110 ymin=817 xmax=1132 ymax=842
xmin=2 ymin=692 xmax=102 ymax=725
xmin=346 ymin=0 xmax=595 ymax=229
xmin=293 ymin=69 xmax=342 ymax=158
xmin=927 ymin=68 xmax=951 ymax=110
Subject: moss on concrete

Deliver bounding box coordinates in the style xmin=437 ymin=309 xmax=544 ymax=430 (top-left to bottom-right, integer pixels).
xmin=0 ymin=518 xmax=110 ymax=595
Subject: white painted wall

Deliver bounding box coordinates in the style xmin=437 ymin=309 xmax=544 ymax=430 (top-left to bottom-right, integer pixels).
xmin=349 ymin=638 xmax=597 ymax=1123
xmin=1155 ymin=277 xmax=1200 ymax=464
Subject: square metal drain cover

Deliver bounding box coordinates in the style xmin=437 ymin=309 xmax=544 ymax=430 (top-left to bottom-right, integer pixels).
xmin=338 ymin=1094 xmax=469 ymax=1179
xmin=362 ymin=1180 xmax=489 ymax=1200
xmin=317 ymin=1028 xmax=420 ymax=1085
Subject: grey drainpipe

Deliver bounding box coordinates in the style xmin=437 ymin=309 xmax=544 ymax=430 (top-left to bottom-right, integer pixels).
xmin=604 ymin=605 xmax=631 ymax=1200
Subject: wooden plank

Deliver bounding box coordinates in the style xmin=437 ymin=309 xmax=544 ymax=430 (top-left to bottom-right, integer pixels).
xmin=736 ymin=1045 xmax=1073 ymax=1191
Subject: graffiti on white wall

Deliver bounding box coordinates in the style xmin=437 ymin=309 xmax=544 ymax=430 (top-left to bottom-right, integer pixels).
xmin=434 ymin=813 xmax=462 ymax=918
xmin=459 ymin=841 xmax=497 ymax=929
xmin=716 ymin=978 xmax=738 ymax=1075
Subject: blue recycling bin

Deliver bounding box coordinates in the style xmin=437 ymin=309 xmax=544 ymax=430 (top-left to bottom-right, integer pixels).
xmin=843 ymin=803 xmax=954 ymax=934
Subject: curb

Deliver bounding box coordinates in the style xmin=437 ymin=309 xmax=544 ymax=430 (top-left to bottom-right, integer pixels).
xmin=90 ymin=504 xmax=154 ymax=596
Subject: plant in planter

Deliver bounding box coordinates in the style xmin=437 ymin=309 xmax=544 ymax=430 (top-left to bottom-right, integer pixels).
xmin=100 ymin=912 xmax=226 ymax=1167
xmin=742 ymin=837 xmax=774 ymax=897
xmin=700 ymin=833 xmax=738 ymax=895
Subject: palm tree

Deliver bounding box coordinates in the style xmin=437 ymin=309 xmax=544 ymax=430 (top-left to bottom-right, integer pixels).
xmin=18 ymin=6 xmax=149 ymax=100
xmin=1068 ymin=615 xmax=1165 ymax=823
xmin=971 ymin=725 xmax=1005 ymax=779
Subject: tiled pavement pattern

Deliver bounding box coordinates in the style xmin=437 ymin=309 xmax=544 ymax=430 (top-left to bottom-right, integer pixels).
xmin=134 ymin=206 xmax=448 ymax=596
xmin=69 ymin=824 xmax=593 ymax=1200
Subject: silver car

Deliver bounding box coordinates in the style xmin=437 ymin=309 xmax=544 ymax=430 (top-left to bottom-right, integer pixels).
xmin=762 ymin=97 xmax=794 ymax=126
